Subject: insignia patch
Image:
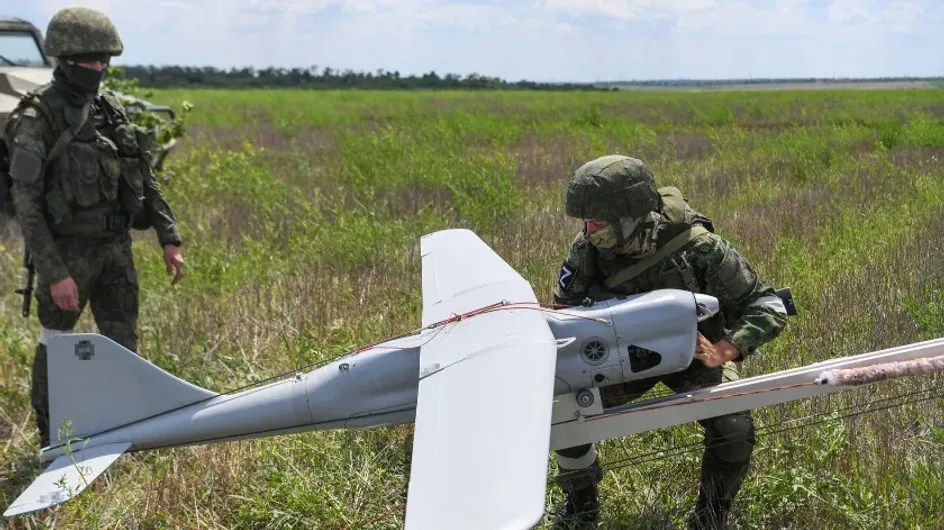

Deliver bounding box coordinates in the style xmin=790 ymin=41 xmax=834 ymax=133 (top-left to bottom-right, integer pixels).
xmin=9 ymin=147 xmax=43 ymax=184
xmin=558 ymin=262 xmax=576 ymax=291
xmin=23 ymin=107 xmax=38 ymax=118
xmin=75 ymin=339 xmax=95 ymax=361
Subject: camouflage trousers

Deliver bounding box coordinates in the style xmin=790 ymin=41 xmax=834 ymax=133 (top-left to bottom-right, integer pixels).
xmin=31 ymin=232 xmax=139 ymax=447
xmin=554 ymin=360 xmax=756 ymax=529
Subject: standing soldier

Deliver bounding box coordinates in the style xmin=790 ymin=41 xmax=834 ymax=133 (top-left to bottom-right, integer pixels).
xmin=3 ymin=7 xmax=185 ymax=450
xmin=550 ymin=155 xmax=788 ymax=529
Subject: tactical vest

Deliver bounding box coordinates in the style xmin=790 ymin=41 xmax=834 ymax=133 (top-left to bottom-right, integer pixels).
xmin=592 ymin=187 xmax=712 ymax=289
xmin=4 ymin=86 xmax=149 ymax=238
xmin=590 ymin=186 xmax=726 ymax=340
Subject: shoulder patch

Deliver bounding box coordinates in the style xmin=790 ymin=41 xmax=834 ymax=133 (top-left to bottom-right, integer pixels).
xmin=558 ymin=262 xmax=576 ymax=291
xmin=22 ymin=107 xmax=39 ymax=119
xmin=9 ymin=147 xmax=43 ymax=184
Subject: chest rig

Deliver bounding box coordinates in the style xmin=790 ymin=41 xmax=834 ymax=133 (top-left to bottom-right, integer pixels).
xmin=29 ymin=88 xmax=148 ymax=239
xmin=594 ymin=187 xmax=714 ymax=293
xmin=590 ymin=187 xmax=725 ymax=340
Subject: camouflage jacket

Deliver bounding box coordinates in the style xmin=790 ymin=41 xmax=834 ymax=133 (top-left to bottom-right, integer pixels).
xmin=5 ymin=83 xmax=181 ymax=283
xmin=555 ymin=216 xmax=787 ymax=360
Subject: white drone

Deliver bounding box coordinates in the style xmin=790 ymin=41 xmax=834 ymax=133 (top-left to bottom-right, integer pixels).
xmin=5 ymin=229 xmax=944 ymax=529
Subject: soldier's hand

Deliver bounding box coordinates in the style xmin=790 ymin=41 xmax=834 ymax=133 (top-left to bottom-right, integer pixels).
xmin=51 ymin=277 xmax=80 ymax=312
xmin=694 ymin=333 xmax=740 ymax=368
xmin=163 ymin=244 xmax=184 ymax=285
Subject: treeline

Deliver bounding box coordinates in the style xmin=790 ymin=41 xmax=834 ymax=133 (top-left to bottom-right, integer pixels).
xmin=110 ymin=65 xmax=944 ymax=91
xmin=111 ymin=65 xmax=613 ymax=91
xmin=598 ymin=76 xmax=944 ymax=87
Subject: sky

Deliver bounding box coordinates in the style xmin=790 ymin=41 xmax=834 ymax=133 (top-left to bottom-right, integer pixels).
xmin=4 ymin=0 xmax=944 ymax=82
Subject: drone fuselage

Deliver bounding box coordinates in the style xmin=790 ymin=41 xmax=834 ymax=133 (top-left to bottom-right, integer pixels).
xmin=10 ymin=227 xmax=942 ymax=523
xmin=39 ymin=290 xmax=711 ymax=462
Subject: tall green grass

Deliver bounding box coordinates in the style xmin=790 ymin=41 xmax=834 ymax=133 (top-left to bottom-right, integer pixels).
xmin=1 ymin=88 xmax=943 ymax=529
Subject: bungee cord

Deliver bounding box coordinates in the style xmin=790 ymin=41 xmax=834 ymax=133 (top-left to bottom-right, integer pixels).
xmin=32 ymin=295 xmax=944 ymax=529
xmin=55 ymin=297 xmax=944 ymax=456
xmin=49 ymin=300 xmax=606 ymax=448
xmin=592 ymin=382 xmax=944 ymax=476
xmin=338 ymin=381 xmax=944 ymax=529
xmin=205 ymin=299 xmax=608 ymax=398
xmin=548 ymin=381 xmax=944 ymax=525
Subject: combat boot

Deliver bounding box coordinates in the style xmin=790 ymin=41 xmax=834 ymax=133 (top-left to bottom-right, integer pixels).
xmin=687 ymin=494 xmax=730 ymax=530
xmin=30 ymin=344 xmax=50 ymax=449
xmin=548 ymin=484 xmax=599 ymax=529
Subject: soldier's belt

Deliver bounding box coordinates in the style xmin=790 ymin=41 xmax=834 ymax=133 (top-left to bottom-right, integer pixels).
xmin=52 ymin=207 xmax=130 ymax=238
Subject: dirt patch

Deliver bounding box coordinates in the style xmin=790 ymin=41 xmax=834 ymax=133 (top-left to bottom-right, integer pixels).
xmin=601 ymin=101 xmax=696 ymax=126
xmin=713 ymin=159 xmax=921 ymax=265
xmin=505 ymin=130 xmax=715 ymax=190
xmin=506 ymin=133 xmax=588 ymax=187
xmin=652 ymin=131 xmax=715 ymax=161
xmin=852 ymin=139 xmax=878 ymax=156
xmin=715 ymin=180 xmax=832 ymax=260
xmin=612 ymin=80 xmax=935 ymax=91
xmin=675 ymin=161 xmax=764 ymax=202
xmin=185 ymin=122 xmax=337 ymax=156
xmin=925 ymin=104 xmax=944 ymax=118
xmin=372 ymin=183 xmax=456 ymax=219
xmin=887 ymin=146 xmax=944 ymax=168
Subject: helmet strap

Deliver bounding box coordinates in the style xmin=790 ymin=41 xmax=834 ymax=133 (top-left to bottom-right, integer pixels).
xmin=613 ymin=218 xmax=627 ymax=248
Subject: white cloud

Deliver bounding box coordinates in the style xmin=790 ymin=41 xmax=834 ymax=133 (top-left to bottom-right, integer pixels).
xmin=543 ymin=0 xmax=647 ymax=19
xmin=828 ymin=0 xmax=942 ymax=32
xmin=542 ymin=0 xmax=811 ymax=34
xmin=881 ymin=0 xmax=926 ymax=31
xmin=828 ymin=0 xmax=871 ymax=24
xmin=543 ymin=0 xmax=717 ymax=19
xmin=678 ymin=0 xmax=810 ymax=34
xmin=18 ymin=0 xmax=944 ymax=80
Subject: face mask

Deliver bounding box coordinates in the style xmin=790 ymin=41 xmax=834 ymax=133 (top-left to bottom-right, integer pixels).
xmin=70 ymin=65 xmax=106 ymax=92
xmin=618 ymin=211 xmax=662 ymax=257
xmin=587 ymin=223 xmax=618 ymax=249
xmin=618 ymin=215 xmax=646 ymax=241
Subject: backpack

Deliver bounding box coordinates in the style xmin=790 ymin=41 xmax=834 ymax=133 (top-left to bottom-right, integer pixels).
xmin=1 ymin=113 xmax=18 ymax=219
xmin=1 ymin=90 xmax=96 ymax=223
xmin=2 ymin=91 xmax=58 ymax=219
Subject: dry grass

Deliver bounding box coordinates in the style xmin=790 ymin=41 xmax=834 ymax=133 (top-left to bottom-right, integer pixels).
xmin=1 ymin=87 xmax=943 ymax=530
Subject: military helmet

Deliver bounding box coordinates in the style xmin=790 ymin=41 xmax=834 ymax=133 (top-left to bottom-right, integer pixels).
xmin=565 ymin=155 xmax=661 ymax=221
xmin=44 ymin=7 xmax=124 ymax=58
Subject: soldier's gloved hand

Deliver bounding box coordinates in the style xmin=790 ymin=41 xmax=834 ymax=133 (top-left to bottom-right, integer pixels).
xmin=51 ymin=277 xmax=80 ymax=312
xmin=163 ymin=244 xmax=185 ymax=286
xmin=694 ymin=332 xmax=740 ymax=368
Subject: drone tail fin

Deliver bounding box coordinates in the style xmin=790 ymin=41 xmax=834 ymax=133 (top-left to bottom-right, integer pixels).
xmin=46 ymin=333 xmax=217 ymax=445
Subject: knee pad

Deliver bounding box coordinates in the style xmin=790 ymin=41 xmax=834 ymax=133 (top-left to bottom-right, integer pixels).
xmin=706 ymin=414 xmax=755 ymax=464
xmin=30 ymin=343 xmax=48 ymax=397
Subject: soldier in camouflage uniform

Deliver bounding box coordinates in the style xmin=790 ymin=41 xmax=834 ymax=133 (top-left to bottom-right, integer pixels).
xmin=3 ymin=7 xmax=185 ymax=449
xmin=550 ymin=155 xmax=788 ymax=529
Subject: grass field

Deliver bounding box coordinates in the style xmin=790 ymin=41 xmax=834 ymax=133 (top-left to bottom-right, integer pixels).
xmin=2 ymin=87 xmax=944 ymax=530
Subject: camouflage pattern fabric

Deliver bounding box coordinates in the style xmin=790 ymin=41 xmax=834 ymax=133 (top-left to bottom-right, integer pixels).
xmin=553 ymin=164 xmax=787 ymax=528
xmin=5 ymin=54 xmax=181 ymax=449
xmin=566 ymin=155 xmax=662 ymax=222
xmin=30 ymin=345 xmax=50 ymax=447
xmin=35 ymin=232 xmax=140 ymax=350
xmin=556 ymin=229 xmax=787 ymax=357
xmin=555 ymin=360 xmax=755 ymax=529
xmin=8 ymin=85 xmax=181 ymax=283
xmin=30 ymin=232 xmax=139 ymax=447
xmin=43 ymin=7 xmax=123 ymax=58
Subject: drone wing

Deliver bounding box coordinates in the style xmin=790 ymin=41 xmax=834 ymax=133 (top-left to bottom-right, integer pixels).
xmin=405 ymin=229 xmax=558 ymax=530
